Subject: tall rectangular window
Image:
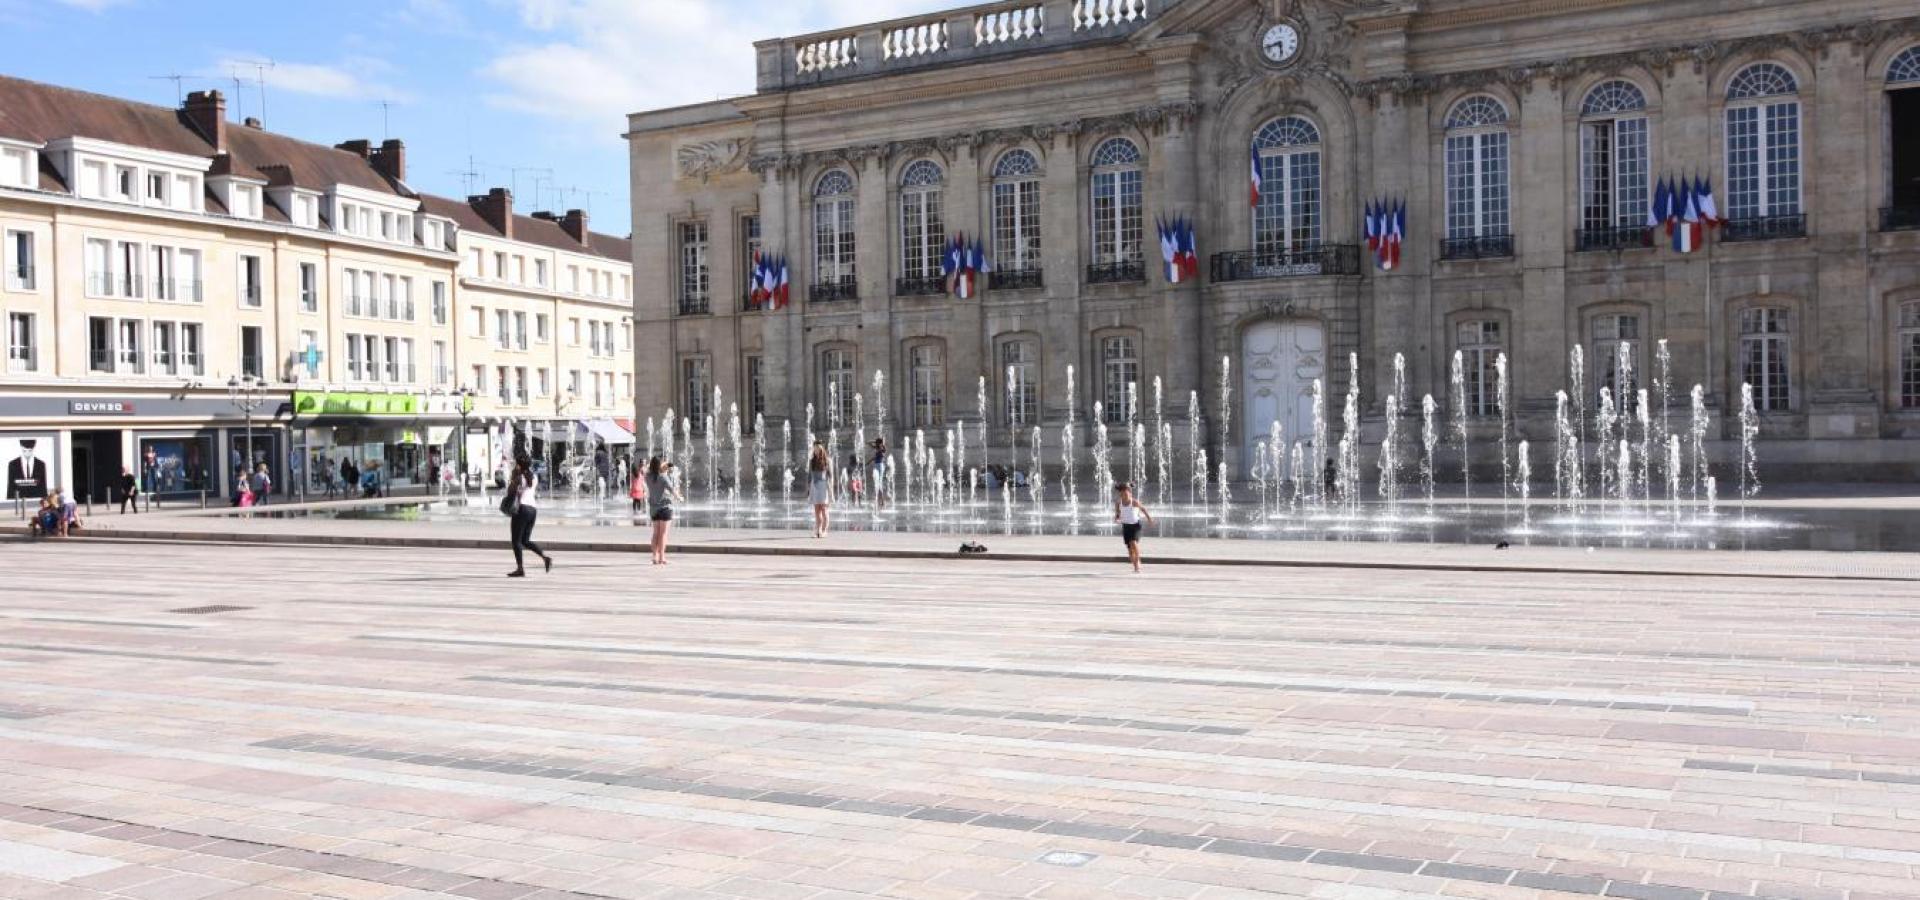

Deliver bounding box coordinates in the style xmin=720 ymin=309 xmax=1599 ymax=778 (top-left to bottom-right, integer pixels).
xmin=1446 ymin=131 xmax=1510 ymax=239
xmin=813 ymin=179 xmax=857 ymax=293
xmin=496 ymin=310 xmax=511 ymax=350
xmin=513 ymin=312 xmax=528 ymax=351
xmin=515 ymin=367 xmax=528 ymax=405
xmin=679 ymin=221 xmax=710 ymax=313
xmin=1727 ymin=95 xmax=1801 ymax=219
xmin=746 ymin=355 xmax=765 ymax=425
xmin=535 ymin=313 xmax=550 ymax=343
xmin=239 ymin=255 xmax=262 ymax=307
xmin=1592 ymin=314 xmax=1642 ymax=407
xmin=385 ymin=337 xmax=401 ymax=382
xmin=118 ymin=241 xmax=144 ymax=297
xmin=992 ymin=174 xmax=1041 ymax=273
xmin=151 ymin=321 xmax=176 ymax=375
xmin=89 ymin=317 xmax=113 ymax=373
xmin=150 ymin=245 xmax=174 ymax=300
xmin=181 ymin=323 xmax=203 ymax=375
xmin=497 ymin=365 xmax=511 ymax=404
xmin=1900 ymin=301 xmax=1920 ymax=409
xmin=1090 ymin=167 xmax=1143 ymax=263
xmin=1739 ymin=307 xmax=1791 ymax=412
xmin=299 ymin=262 xmax=318 ymax=312
xmin=177 ymin=249 xmax=201 ymax=302
xmin=1457 ymin=320 xmax=1503 ymax=417
xmin=535 ymin=259 xmax=548 ymax=287
xmin=899 ymin=169 xmax=945 ymax=283
xmin=820 ymin=348 xmax=855 ymax=425
xmin=1100 ymin=336 xmax=1138 ymax=424
xmin=683 ymin=357 xmax=712 ymax=432
xmin=117 ymin=319 xmax=144 ymax=374
xmin=431 ymin=281 xmax=448 ymax=325
xmin=6 ymin=230 xmax=35 ymax=290
xmin=1001 ymin=340 xmax=1037 ymax=426
xmin=1580 ymin=118 xmax=1648 ymax=231
xmin=85 ymin=238 xmax=112 ymax=296
xmin=740 ymin=215 xmax=761 ymax=303
xmin=344 ymin=268 xmax=362 ymax=317
xmin=5 ymin=312 xmax=33 ymax=372
xmin=433 ymin=341 xmax=449 ymax=387
xmin=909 ymin=343 xmax=944 ymax=428
xmin=240 ymin=326 xmax=263 ymax=379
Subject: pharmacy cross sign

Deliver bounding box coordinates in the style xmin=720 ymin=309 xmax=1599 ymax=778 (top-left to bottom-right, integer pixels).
xmin=301 ymin=344 xmax=323 ymax=377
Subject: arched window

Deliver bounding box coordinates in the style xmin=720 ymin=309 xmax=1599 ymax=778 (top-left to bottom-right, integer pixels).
xmin=1725 ymin=63 xmax=1801 ymax=224
xmin=1899 ymin=301 xmax=1920 ymax=408
xmin=1099 ymin=333 xmax=1139 ymax=425
xmin=1455 ymin=320 xmax=1503 ymax=417
xmin=896 ymin=160 xmax=946 ymax=294
xmin=1738 ymin=306 xmax=1791 ymax=412
xmin=1591 ymin=312 xmax=1642 ymax=409
xmin=1888 ymin=48 xmax=1920 ymax=216
xmin=1443 ymin=96 xmax=1511 ymax=252
xmin=1089 ymin=138 xmax=1144 ymax=280
xmin=812 ymin=171 xmax=857 ymax=300
xmin=1579 ymin=81 xmax=1650 ymax=236
xmin=1252 ymin=116 xmax=1322 ymax=258
xmin=991 ymin=150 xmax=1043 ymax=281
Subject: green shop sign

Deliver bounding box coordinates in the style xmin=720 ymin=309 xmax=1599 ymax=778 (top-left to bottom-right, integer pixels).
xmin=292 ymin=391 xmax=421 ymax=417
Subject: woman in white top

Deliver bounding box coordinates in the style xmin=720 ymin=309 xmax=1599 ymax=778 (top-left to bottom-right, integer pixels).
xmin=1113 ymin=482 xmax=1155 ymax=573
xmin=507 ymin=452 xmax=552 ymax=577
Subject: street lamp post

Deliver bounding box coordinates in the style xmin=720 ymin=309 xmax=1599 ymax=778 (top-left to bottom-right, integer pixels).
xmin=456 ymin=387 xmax=475 ymax=491
xmin=227 ymin=374 xmax=265 ymax=499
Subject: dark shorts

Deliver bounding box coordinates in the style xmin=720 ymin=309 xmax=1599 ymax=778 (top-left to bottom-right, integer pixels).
xmin=1121 ymin=522 xmax=1142 ymax=545
xmin=651 ymin=508 xmax=674 ymax=522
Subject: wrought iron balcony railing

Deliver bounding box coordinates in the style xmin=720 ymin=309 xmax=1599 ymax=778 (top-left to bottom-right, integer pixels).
xmin=894 ymin=274 xmax=947 ymax=296
xmin=1209 ymin=244 xmax=1361 ymax=283
xmin=1723 ymin=213 xmax=1806 ymax=243
xmin=1085 ymin=258 xmax=1145 ymax=284
xmin=1879 ymin=206 xmax=1920 ymax=233
xmin=1439 ymin=234 xmax=1514 ymax=260
xmin=1574 ymin=225 xmax=1654 ymax=253
xmin=989 ymin=266 xmax=1043 ymax=290
xmin=677 ymin=297 xmax=711 ymax=316
xmin=810 ymin=275 xmax=859 ymax=303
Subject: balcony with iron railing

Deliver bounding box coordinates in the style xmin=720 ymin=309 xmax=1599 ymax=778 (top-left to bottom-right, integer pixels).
xmin=87 ymin=272 xmax=142 ymax=298
xmin=1879 ymin=206 xmax=1920 ymax=233
xmin=989 ymin=266 xmax=1044 ymax=290
xmin=1574 ymin=224 xmax=1654 ymax=253
xmin=1085 ymin=257 xmax=1145 ymax=284
xmin=1209 ymin=244 xmax=1361 ymax=282
xmin=241 ymin=283 xmax=263 ymax=306
xmin=153 ymin=277 xmax=204 ymax=302
xmin=1723 ymin=213 xmax=1806 ymax=243
xmin=757 ymin=0 xmax=1153 ymax=90
xmin=1439 ymin=234 xmax=1514 ymax=261
xmin=810 ymin=274 xmax=859 ymax=303
xmin=895 ymin=273 xmax=947 ymax=296
xmin=677 ymin=295 xmax=712 ymax=316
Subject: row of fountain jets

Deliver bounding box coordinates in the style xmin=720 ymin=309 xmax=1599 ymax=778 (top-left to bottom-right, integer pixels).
xmin=604 ymin=339 xmax=1761 ymax=528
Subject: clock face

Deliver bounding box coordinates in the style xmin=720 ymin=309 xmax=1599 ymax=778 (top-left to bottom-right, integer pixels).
xmin=1262 ymin=23 xmax=1301 ymax=64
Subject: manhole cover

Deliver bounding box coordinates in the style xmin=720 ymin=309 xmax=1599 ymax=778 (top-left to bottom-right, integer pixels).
xmin=1038 ymin=851 xmax=1096 ymax=868
xmin=169 ymin=605 xmax=252 ymax=615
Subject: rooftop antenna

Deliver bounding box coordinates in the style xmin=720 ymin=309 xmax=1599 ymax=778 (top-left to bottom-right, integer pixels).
xmin=510 ymin=166 xmax=553 ymax=205
xmin=446 ymin=155 xmax=483 ymax=196
xmin=253 ymin=59 xmax=273 ymax=127
xmin=148 ymin=73 xmax=188 ymax=104
xmin=378 ymin=100 xmax=393 ymax=141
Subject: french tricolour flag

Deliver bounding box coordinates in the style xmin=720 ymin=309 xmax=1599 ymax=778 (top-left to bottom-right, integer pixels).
xmin=749 ymin=252 xmax=769 ymax=308
xmin=1673 ymin=179 xmax=1701 ymax=253
xmin=1249 ymin=143 xmax=1262 ymax=207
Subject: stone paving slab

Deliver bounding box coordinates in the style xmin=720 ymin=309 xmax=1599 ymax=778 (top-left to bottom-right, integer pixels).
xmin=0 ymin=537 xmax=1917 ymax=899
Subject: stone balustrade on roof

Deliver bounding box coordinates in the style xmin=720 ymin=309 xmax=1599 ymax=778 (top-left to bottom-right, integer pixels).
xmin=754 ymin=0 xmax=1164 ymax=91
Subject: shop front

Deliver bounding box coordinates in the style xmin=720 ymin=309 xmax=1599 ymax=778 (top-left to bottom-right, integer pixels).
xmin=290 ymin=390 xmax=467 ymax=498
xmin=0 ymin=392 xmax=290 ymax=509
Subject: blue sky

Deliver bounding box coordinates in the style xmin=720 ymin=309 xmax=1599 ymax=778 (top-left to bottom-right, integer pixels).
xmin=0 ymin=0 xmax=954 ymax=234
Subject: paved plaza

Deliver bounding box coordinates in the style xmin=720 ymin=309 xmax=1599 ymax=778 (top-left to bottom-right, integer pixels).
xmin=1 ymin=535 xmax=1918 ymax=900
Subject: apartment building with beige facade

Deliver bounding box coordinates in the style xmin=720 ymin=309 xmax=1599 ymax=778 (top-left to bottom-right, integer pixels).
xmin=0 ymin=75 xmax=634 ymax=504
xmin=625 ymin=0 xmax=1920 ymax=481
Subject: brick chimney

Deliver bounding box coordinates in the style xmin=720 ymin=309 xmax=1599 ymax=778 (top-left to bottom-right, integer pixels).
xmin=334 ymin=139 xmax=371 ymax=159
xmin=370 ymin=138 xmax=406 ymax=183
xmin=470 ymin=187 xmax=513 ymax=239
xmin=182 ymin=90 xmax=227 ymax=153
xmin=560 ymin=208 xmax=590 ymax=245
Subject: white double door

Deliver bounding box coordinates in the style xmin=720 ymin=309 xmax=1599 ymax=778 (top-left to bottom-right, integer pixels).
xmin=1241 ymin=319 xmax=1324 ymax=479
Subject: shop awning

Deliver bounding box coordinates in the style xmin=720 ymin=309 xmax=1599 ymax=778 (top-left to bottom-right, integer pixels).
xmin=583 ymin=418 xmax=635 ymax=445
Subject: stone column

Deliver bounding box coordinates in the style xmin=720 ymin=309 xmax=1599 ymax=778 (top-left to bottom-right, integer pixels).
xmin=1149 ymin=108 xmax=1206 ymax=463
xmin=1807 ymin=40 xmax=1877 ymax=438
xmin=1042 ymin=128 xmax=1083 ymax=423
xmin=1515 ymin=75 xmax=1570 ymax=437
xmin=943 ymin=138 xmax=986 ymax=445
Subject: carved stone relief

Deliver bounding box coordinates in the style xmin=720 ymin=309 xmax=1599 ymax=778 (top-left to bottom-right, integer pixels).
xmin=675 ymin=139 xmax=752 ymax=182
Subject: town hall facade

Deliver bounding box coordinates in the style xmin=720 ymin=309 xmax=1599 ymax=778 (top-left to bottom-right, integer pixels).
xmin=625 ymin=0 xmax=1920 ymax=479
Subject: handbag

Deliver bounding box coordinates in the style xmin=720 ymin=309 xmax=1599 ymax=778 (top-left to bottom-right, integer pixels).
xmin=499 ymin=479 xmax=520 ymax=517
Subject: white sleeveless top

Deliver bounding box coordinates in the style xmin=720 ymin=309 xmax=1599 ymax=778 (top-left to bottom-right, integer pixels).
xmin=517 ymin=473 xmax=538 ymax=509
xmin=1118 ymin=503 xmax=1140 ymax=525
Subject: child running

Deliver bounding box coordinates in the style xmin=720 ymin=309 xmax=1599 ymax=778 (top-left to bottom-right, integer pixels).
xmin=1113 ymin=482 xmax=1155 ymax=573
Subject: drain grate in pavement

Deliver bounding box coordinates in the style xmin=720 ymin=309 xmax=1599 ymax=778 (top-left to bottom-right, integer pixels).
xmin=168 ymin=605 xmax=253 ymax=615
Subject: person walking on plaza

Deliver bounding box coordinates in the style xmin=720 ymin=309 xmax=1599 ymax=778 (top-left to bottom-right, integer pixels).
xmin=644 ymin=455 xmax=682 ymax=566
xmin=1114 ymin=482 xmax=1155 ymax=574
xmin=808 ymin=443 xmax=834 ymax=538
xmin=628 ymin=464 xmax=648 ymax=514
xmin=249 ymin=463 xmax=272 ymax=507
xmin=118 ymin=466 xmax=139 ymax=514
xmin=505 ymin=452 xmax=552 ymax=577
xmin=234 ymin=471 xmax=254 ymax=508
xmin=340 ymin=457 xmax=358 ymax=499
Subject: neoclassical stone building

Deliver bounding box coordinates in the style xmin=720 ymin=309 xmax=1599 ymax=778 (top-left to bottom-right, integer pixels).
xmin=626 ymin=0 xmax=1920 ymax=480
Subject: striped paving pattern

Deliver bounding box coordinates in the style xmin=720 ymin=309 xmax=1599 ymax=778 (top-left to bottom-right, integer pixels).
xmin=0 ymin=539 xmax=1916 ymax=899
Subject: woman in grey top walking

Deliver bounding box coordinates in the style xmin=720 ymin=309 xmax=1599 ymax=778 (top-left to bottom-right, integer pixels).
xmin=807 ymin=443 xmax=834 ymax=538
xmin=644 ymin=455 xmax=682 ymax=565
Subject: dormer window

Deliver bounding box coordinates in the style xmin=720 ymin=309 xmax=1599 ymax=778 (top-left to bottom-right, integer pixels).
xmin=0 ymin=145 xmax=33 ymax=189
xmin=145 ymin=172 xmax=167 ymax=204
xmin=114 ymin=165 xmax=135 ymax=200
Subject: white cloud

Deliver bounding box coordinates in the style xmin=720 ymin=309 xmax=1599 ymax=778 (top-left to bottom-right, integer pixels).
xmin=54 ymin=0 xmax=131 ymax=10
xmin=206 ymin=56 xmax=412 ymax=103
xmin=479 ymin=0 xmax=954 ymax=125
